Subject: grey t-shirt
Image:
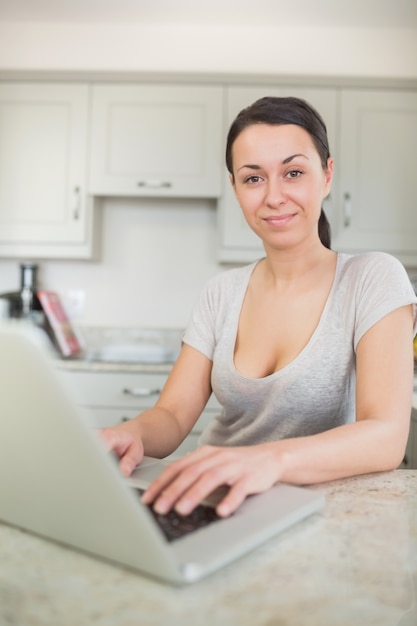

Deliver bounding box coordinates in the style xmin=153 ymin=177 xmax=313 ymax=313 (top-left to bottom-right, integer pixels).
xmin=183 ymin=252 xmax=417 ymax=447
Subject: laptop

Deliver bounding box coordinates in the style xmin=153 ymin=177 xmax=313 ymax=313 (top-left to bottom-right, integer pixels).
xmin=0 ymin=322 xmax=325 ymax=585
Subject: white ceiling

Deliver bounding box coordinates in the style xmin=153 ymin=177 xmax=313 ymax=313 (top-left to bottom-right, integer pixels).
xmin=0 ymin=0 xmax=416 ymax=28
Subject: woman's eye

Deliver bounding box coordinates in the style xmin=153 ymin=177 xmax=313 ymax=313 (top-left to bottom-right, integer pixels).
xmin=244 ymin=175 xmax=262 ymax=184
xmin=286 ymin=169 xmax=303 ymax=179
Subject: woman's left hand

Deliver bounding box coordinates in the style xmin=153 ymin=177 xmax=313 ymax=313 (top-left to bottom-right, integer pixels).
xmin=140 ymin=443 xmax=282 ymax=518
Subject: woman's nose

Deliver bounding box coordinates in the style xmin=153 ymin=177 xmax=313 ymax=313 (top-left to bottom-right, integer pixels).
xmin=265 ymin=179 xmax=286 ymax=208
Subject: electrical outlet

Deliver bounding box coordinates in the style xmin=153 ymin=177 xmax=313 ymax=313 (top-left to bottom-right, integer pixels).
xmin=65 ymin=290 xmax=85 ymax=319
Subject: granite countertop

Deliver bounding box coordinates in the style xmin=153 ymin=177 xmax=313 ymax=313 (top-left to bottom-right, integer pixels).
xmin=1 ymin=470 xmax=416 ymax=626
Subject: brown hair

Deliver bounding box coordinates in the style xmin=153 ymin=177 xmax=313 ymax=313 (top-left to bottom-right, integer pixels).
xmin=226 ymin=96 xmax=332 ymax=249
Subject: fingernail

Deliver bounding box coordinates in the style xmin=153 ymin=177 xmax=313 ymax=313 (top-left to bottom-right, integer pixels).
xmin=175 ymin=500 xmax=192 ymax=515
xmin=140 ymin=490 xmax=151 ymax=503
xmin=217 ymin=503 xmax=231 ymax=517
xmin=121 ymin=462 xmax=133 ymax=476
xmin=153 ymin=498 xmax=170 ymax=515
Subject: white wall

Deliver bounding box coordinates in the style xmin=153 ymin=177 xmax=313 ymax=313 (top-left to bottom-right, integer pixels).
xmin=0 ymin=20 xmax=416 ymax=328
xmin=0 ymin=198 xmax=222 ymax=328
xmin=0 ymin=23 xmax=416 ymax=78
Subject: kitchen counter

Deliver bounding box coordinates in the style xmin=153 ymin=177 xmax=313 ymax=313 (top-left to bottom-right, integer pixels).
xmin=55 ymin=357 xmax=173 ymax=374
xmin=1 ymin=471 xmax=416 ymax=626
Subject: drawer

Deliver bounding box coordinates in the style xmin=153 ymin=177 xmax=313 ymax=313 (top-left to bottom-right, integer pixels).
xmin=57 ymin=368 xmax=221 ymax=444
xmin=85 ymin=407 xmax=142 ymax=429
xmin=58 ymin=369 xmax=221 ymax=412
xmin=86 ymin=405 xmax=218 ymax=430
xmin=58 ymin=370 xmax=168 ymax=409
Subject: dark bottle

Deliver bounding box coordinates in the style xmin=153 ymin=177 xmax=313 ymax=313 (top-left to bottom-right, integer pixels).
xmin=19 ymin=263 xmax=43 ymax=321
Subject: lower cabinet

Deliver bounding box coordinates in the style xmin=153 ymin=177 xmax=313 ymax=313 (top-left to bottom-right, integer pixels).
xmin=56 ymin=367 xmax=220 ymax=459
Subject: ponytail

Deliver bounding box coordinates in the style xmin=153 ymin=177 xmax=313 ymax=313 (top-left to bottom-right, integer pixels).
xmin=318 ymin=209 xmax=331 ymax=249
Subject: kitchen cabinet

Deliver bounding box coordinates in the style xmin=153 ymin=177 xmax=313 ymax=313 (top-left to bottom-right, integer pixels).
xmin=89 ymin=84 xmax=223 ymax=198
xmin=217 ymin=85 xmax=338 ymax=262
xmin=56 ymin=367 xmax=220 ymax=459
xmin=0 ymin=83 xmax=96 ymax=259
xmin=333 ymin=89 xmax=417 ymax=266
xmin=218 ymin=86 xmax=417 ymax=266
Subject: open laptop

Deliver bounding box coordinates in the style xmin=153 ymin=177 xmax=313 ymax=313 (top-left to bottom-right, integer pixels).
xmin=0 ymin=322 xmax=325 ymax=585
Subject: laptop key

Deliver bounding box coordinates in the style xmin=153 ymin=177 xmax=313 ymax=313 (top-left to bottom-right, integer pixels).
xmin=133 ymin=488 xmax=221 ymax=543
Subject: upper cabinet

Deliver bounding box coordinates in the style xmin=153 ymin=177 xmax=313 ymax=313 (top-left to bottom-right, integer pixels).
xmin=332 ymin=89 xmax=417 ymax=266
xmin=0 ymin=83 xmax=96 ymax=259
xmin=1 ymin=78 xmax=415 ymax=264
xmin=217 ymin=85 xmax=338 ymax=262
xmin=89 ymin=84 xmax=223 ymax=198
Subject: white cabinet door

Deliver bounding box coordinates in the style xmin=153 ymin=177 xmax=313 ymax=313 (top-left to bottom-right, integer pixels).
xmin=0 ymin=83 xmax=95 ymax=259
xmin=218 ymin=86 xmax=338 ymax=262
xmin=333 ymin=89 xmax=417 ymax=266
xmin=89 ymin=84 xmax=223 ymax=198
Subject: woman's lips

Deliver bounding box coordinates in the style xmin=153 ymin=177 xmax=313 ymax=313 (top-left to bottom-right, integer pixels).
xmin=263 ymin=213 xmax=296 ymax=227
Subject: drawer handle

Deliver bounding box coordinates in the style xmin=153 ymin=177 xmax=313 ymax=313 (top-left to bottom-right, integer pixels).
xmin=343 ymin=192 xmax=352 ymax=227
xmin=123 ymin=387 xmax=161 ymax=397
xmin=137 ymin=180 xmax=172 ymax=189
xmin=72 ymin=185 xmax=81 ymax=220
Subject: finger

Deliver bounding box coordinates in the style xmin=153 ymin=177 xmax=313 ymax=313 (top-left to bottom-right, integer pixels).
xmin=215 ymin=482 xmax=249 ymax=518
xmin=98 ymin=428 xmax=116 ymax=452
xmin=100 ymin=428 xmax=143 ymax=476
xmin=152 ymin=451 xmax=241 ymax=515
xmin=141 ymin=446 xmax=217 ymax=505
xmin=99 ymin=427 xmax=130 ymax=456
xmin=118 ymin=440 xmax=143 ymax=476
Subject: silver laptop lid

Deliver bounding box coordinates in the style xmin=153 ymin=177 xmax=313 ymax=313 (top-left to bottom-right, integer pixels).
xmin=0 ymin=322 xmax=325 ymax=585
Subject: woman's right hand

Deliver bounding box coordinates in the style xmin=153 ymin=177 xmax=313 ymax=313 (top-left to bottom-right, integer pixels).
xmin=100 ymin=424 xmax=144 ymax=476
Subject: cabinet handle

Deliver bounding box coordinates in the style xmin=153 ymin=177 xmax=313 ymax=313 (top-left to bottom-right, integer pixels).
xmin=72 ymin=186 xmax=81 ymax=220
xmin=137 ymin=180 xmax=172 ymax=189
xmin=343 ymin=192 xmax=352 ymax=227
xmin=123 ymin=387 xmax=161 ymax=397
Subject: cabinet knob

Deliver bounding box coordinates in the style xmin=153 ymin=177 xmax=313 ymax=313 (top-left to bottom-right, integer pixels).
xmin=123 ymin=387 xmax=161 ymax=397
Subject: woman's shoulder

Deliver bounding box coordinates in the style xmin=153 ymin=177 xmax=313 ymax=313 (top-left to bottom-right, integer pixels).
xmin=338 ymin=251 xmax=408 ymax=277
xmin=204 ymin=260 xmax=260 ymax=292
xmin=336 ymin=251 xmax=415 ymax=304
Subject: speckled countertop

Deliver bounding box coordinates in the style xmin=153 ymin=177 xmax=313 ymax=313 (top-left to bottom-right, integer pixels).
xmin=1 ymin=471 xmax=416 ymax=626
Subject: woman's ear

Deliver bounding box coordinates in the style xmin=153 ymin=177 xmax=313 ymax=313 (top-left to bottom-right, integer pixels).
xmin=229 ymin=172 xmax=239 ymax=200
xmin=323 ymin=157 xmax=334 ymax=198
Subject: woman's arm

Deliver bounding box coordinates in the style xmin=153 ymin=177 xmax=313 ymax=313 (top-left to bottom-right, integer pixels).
xmin=279 ymin=303 xmax=414 ymax=482
xmin=100 ymin=344 xmax=213 ymax=475
xmin=142 ymin=304 xmax=415 ymax=517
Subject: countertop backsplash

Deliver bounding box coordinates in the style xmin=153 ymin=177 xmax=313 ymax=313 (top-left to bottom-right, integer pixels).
xmin=73 ymin=325 xmax=184 ymax=364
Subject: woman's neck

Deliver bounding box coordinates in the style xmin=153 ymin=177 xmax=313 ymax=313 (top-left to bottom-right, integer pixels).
xmin=259 ymin=243 xmax=337 ymax=290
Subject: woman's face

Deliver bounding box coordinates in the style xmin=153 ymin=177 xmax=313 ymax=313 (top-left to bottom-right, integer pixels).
xmin=230 ymin=123 xmax=333 ymax=252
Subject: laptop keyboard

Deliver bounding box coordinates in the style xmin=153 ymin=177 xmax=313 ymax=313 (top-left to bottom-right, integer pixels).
xmin=134 ymin=489 xmax=221 ymax=543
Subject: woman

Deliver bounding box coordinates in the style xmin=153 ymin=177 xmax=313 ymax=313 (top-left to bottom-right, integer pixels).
xmin=102 ymin=96 xmax=417 ymax=518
